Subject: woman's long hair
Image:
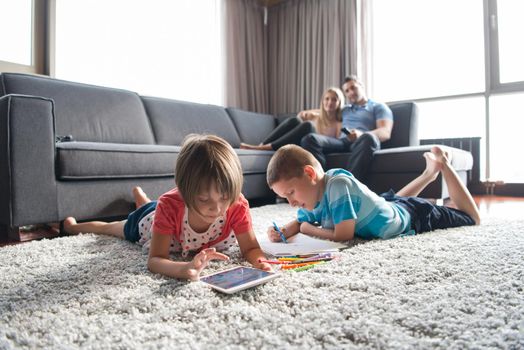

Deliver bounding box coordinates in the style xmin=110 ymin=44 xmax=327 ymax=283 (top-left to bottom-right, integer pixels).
xmin=317 ymin=87 xmax=344 ymax=134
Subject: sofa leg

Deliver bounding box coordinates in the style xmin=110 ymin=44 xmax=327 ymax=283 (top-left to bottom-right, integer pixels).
xmin=1 ymin=224 xmax=61 ymax=243
xmin=0 ymin=224 xmax=21 ymax=242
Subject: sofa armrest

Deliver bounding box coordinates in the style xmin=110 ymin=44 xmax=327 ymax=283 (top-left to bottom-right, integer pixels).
xmin=0 ymin=94 xmax=59 ymax=227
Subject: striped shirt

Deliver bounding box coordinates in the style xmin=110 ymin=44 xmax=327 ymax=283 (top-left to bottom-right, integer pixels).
xmin=297 ymin=169 xmax=411 ymax=239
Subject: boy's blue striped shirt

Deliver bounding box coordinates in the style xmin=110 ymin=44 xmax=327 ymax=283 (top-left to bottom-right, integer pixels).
xmin=297 ymin=169 xmax=410 ymax=239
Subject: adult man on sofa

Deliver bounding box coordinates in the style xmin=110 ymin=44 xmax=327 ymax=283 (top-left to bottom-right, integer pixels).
xmin=299 ymin=75 xmax=394 ymax=180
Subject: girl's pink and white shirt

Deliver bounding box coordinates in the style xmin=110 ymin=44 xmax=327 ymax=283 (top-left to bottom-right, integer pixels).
xmin=137 ymin=188 xmax=251 ymax=256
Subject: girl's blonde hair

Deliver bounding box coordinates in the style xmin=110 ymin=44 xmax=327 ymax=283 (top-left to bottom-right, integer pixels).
xmin=175 ymin=134 xmax=243 ymax=212
xmin=317 ymin=87 xmax=344 ymax=133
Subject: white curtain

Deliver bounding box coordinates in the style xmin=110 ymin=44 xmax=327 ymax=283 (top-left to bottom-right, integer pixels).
xmin=223 ymin=0 xmax=369 ymax=114
xmin=223 ymin=0 xmax=268 ymax=113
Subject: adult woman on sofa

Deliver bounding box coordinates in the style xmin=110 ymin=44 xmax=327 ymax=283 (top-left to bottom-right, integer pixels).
xmin=239 ymin=87 xmax=344 ymax=151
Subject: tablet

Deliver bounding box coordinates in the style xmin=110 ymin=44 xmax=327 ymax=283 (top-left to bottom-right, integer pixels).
xmin=200 ymin=266 xmax=280 ymax=294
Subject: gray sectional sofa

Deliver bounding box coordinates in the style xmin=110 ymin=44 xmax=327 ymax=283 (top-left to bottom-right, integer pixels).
xmin=0 ymin=73 xmax=473 ymax=241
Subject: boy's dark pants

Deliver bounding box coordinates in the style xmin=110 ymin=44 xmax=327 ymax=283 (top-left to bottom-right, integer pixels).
xmin=381 ymin=190 xmax=475 ymax=233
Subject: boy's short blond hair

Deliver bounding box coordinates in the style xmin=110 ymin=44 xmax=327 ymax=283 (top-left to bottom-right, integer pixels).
xmin=175 ymin=134 xmax=243 ymax=211
xmin=267 ymin=145 xmax=322 ymax=186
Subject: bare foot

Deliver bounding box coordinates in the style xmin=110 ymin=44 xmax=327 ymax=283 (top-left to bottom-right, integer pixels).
xmin=133 ymin=186 xmax=151 ymax=208
xmin=62 ymin=217 xmax=77 ymax=234
xmin=422 ymin=152 xmax=442 ymax=182
xmin=431 ymin=145 xmax=452 ymax=164
xmin=240 ymin=143 xmax=256 ymax=150
xmin=422 ymin=145 xmax=453 ymax=182
xmin=240 ymin=143 xmax=272 ymax=151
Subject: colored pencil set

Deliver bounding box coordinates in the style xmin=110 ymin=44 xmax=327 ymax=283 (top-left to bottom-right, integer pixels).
xmin=258 ymin=253 xmax=337 ymax=272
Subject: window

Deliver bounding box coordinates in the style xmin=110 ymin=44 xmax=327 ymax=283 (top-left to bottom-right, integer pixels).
xmin=371 ymin=0 xmax=484 ymax=102
xmin=0 ymin=0 xmax=32 ymax=65
xmin=55 ymin=0 xmax=223 ymax=105
xmin=417 ymin=97 xmax=487 ymax=181
xmin=371 ymin=0 xmax=524 ymax=187
xmin=0 ymin=0 xmax=45 ymax=74
xmin=489 ymin=93 xmax=524 ymax=183
xmin=417 ymin=97 xmax=485 ymax=140
xmin=496 ymin=0 xmax=524 ymax=84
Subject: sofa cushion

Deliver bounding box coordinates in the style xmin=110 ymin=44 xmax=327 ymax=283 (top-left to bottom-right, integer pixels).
xmin=56 ymin=143 xmax=274 ymax=180
xmin=56 ymin=142 xmax=180 ymax=179
xmin=226 ymin=108 xmax=276 ymax=145
xmin=235 ymin=149 xmax=274 ymax=175
xmin=142 ymin=96 xmax=242 ymax=147
xmin=0 ymin=73 xmax=155 ymax=144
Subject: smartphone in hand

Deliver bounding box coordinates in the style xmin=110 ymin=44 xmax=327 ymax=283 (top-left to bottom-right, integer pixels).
xmin=341 ymin=127 xmax=350 ymax=135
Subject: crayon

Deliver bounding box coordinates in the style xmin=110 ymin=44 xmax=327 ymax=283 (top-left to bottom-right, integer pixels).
xmin=295 ymin=257 xmax=334 ymax=263
xmin=290 ymin=261 xmax=327 ymax=272
xmin=281 ymin=261 xmax=322 ymax=270
xmin=258 ymin=259 xmax=293 ymax=265
xmin=272 ymin=221 xmax=287 ymax=243
xmin=277 ymin=257 xmax=334 ymax=264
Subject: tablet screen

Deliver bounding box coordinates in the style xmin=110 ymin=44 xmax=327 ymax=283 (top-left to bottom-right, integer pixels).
xmin=200 ymin=266 xmax=278 ymax=293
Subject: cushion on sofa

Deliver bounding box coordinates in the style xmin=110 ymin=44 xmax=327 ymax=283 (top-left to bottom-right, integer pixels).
xmin=0 ymin=73 xmax=155 ymax=144
xmin=56 ymin=142 xmax=180 ymax=179
xmin=235 ymin=149 xmax=274 ymax=175
xmin=226 ymin=108 xmax=277 ymax=145
xmin=142 ymin=96 xmax=242 ymax=147
xmin=56 ymin=142 xmax=275 ymax=180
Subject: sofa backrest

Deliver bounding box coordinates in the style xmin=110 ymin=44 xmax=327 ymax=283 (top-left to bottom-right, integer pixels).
xmin=142 ymin=96 xmax=242 ymax=147
xmin=382 ymin=102 xmax=419 ymax=149
xmin=0 ymin=73 xmax=155 ymax=144
xmin=226 ymin=108 xmax=277 ymax=145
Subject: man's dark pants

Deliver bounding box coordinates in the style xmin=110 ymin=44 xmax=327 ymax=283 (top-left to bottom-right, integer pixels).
xmin=300 ymin=133 xmax=380 ymax=180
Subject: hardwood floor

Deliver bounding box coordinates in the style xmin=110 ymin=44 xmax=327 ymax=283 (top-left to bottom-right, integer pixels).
xmin=474 ymin=195 xmax=524 ymax=219
xmin=1 ymin=195 xmax=523 ymax=247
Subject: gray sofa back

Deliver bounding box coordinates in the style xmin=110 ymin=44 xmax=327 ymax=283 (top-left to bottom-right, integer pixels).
xmin=0 ymin=73 xmax=418 ymax=151
xmin=0 ymin=73 xmax=155 ymax=144
xmin=141 ymin=96 xmax=242 ymax=147
xmin=226 ymin=108 xmax=277 ymax=145
xmin=382 ymin=102 xmax=419 ymax=149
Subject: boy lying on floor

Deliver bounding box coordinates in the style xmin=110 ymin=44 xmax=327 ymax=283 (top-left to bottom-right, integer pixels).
xmin=266 ymin=145 xmax=480 ymax=242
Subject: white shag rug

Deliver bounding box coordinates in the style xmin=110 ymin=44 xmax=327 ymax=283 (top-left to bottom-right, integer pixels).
xmin=1 ymin=203 xmax=523 ymax=349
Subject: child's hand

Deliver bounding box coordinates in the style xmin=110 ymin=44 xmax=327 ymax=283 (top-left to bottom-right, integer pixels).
xmin=266 ymin=226 xmax=283 ymax=242
xmin=187 ymin=248 xmax=229 ymax=281
xmin=255 ymin=260 xmax=273 ymax=272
